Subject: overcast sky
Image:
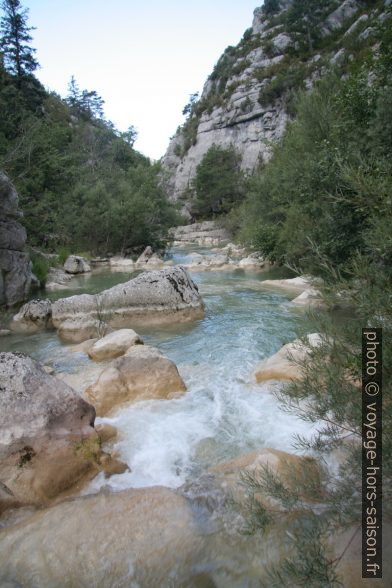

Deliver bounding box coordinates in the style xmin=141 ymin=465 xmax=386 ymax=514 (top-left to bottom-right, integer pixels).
xmin=23 ymin=0 xmax=260 ymax=160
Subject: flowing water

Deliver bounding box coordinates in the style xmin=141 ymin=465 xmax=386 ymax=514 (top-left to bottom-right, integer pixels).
xmin=0 ymin=245 xmax=324 ymax=585
xmin=1 ymin=245 xmax=316 ymax=492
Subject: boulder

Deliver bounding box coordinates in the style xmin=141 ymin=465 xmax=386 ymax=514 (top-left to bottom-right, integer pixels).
xmin=10 ymin=299 xmax=53 ymax=333
xmin=45 ymin=267 xmax=73 ymax=291
xmin=136 ymin=245 xmax=154 ymax=264
xmin=64 ymin=255 xmax=91 ymax=274
xmin=109 ymin=256 xmax=135 ymax=268
xmin=57 ymin=317 xmax=111 ymax=343
xmin=0 ymin=173 xmax=31 ymax=306
xmin=86 ymin=345 xmax=186 ymax=416
xmin=88 ymin=328 xmax=143 ymax=361
xmin=289 ymin=288 xmax=325 ymax=309
xmin=0 ymin=352 xmax=99 ymax=511
xmin=239 ymin=256 xmax=266 ymax=269
xmin=51 ymin=266 xmax=204 ymax=342
xmin=209 ymin=448 xmax=322 ymax=508
xmin=0 ymin=487 xmax=202 ymax=587
xmin=255 ymin=333 xmax=322 ymax=383
xmin=259 ymin=275 xmax=317 ymax=294
xmin=169 ymin=221 xmax=230 ymax=244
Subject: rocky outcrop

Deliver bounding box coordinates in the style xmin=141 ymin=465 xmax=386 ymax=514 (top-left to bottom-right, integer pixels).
xmin=254 ymin=333 xmax=322 ymax=382
xmin=161 ymin=1 xmax=387 ymax=205
xmin=10 ymin=299 xmax=53 ymax=333
xmin=170 ymin=221 xmax=230 ymax=245
xmin=87 ymin=328 xmax=143 ymax=361
xmin=259 ymin=275 xmax=318 ymax=294
xmin=86 ymin=345 xmax=186 ymax=416
xmin=0 ymin=172 xmax=31 ymax=306
xmin=0 ymin=353 xmax=99 ymax=511
xmin=51 ymin=266 xmax=204 ymax=342
xmin=64 ymin=255 xmax=91 ymax=274
xmin=0 ymin=486 xmax=202 ymax=587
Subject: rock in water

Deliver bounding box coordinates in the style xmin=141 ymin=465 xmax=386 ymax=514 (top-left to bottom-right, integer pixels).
xmin=64 ymin=255 xmax=91 ymax=274
xmin=88 ymin=328 xmax=143 ymax=361
xmin=52 ymin=266 xmax=204 ymax=342
xmin=86 ymin=345 xmax=186 ymax=416
xmin=10 ymin=299 xmax=53 ymax=333
xmin=0 ymin=352 xmax=99 ymax=511
xmin=0 ymin=487 xmax=202 ymax=587
xmin=0 ymin=172 xmax=31 ymax=306
xmin=254 ymin=333 xmax=323 ymax=382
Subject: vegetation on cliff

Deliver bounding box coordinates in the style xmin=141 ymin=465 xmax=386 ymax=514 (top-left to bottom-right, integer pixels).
xmin=0 ymin=0 xmax=178 ymax=256
xmin=234 ymin=14 xmax=392 ymax=586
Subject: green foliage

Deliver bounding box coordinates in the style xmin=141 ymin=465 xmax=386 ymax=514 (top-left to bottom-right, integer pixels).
xmin=238 ymin=21 xmax=392 ymax=585
xmin=0 ymin=0 xmax=38 ymax=81
xmin=193 ymin=145 xmax=245 ymax=218
xmin=262 ymin=0 xmax=280 ymax=16
xmin=30 ymin=253 xmax=50 ymax=285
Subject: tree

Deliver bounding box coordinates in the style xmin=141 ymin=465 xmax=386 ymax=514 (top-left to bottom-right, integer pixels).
xmin=182 ymin=92 xmax=199 ymax=117
xmin=66 ymin=75 xmax=81 ymax=109
xmin=121 ymin=125 xmax=138 ymax=147
xmin=193 ymin=144 xmax=245 ymax=217
xmin=0 ymin=0 xmax=38 ymax=82
xmin=262 ymin=0 xmax=280 ymax=16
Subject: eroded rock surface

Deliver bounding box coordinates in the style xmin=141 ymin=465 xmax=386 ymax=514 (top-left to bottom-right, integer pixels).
xmin=0 ymin=352 xmax=98 ymax=511
xmin=52 ymin=266 xmax=204 ymax=342
xmin=10 ymin=299 xmax=53 ymax=333
xmin=64 ymin=255 xmax=91 ymax=274
xmin=0 ymin=173 xmax=31 ymax=306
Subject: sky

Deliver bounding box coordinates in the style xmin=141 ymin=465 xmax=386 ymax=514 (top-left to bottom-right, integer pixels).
xmin=23 ymin=0 xmax=261 ymax=160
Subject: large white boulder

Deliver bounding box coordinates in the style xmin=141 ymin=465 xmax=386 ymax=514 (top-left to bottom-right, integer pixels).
xmin=87 ymin=328 xmax=143 ymax=361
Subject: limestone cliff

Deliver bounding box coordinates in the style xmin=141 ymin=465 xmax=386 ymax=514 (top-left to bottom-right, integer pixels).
xmin=162 ymin=0 xmax=391 ymax=211
xmin=0 ymin=172 xmax=31 ymax=306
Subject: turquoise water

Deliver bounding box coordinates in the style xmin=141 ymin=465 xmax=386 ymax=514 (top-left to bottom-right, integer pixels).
xmin=1 ymin=246 xmax=316 ymax=491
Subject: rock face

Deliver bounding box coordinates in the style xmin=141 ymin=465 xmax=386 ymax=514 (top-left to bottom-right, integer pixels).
xmin=0 ymin=486 xmax=202 ymax=587
xmin=87 ymin=328 xmax=143 ymax=361
xmin=255 ymin=333 xmax=322 ymax=382
xmin=160 ymin=0 xmax=380 ymax=206
xmin=0 ymin=172 xmax=31 ymax=306
xmin=170 ymin=221 xmax=230 ymax=245
xmin=0 ymin=353 xmax=99 ymax=511
xmin=86 ymin=345 xmax=186 ymax=416
xmin=64 ymin=255 xmax=91 ymax=274
xmin=10 ymin=299 xmax=53 ymax=333
xmin=51 ymin=266 xmax=204 ymax=342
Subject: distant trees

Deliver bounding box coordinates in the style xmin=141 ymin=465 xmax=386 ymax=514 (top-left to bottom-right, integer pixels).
xmin=0 ymin=0 xmax=38 ymax=83
xmin=66 ymin=75 xmax=105 ymax=120
xmin=193 ymin=145 xmax=245 ymax=217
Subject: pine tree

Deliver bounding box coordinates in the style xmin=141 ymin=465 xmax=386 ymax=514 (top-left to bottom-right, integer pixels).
xmin=0 ymin=0 xmax=38 ymax=83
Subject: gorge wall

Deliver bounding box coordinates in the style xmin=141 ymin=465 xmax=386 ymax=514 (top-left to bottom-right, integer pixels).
xmin=162 ymin=0 xmax=391 ymax=213
xmin=0 ymin=173 xmax=31 ymax=306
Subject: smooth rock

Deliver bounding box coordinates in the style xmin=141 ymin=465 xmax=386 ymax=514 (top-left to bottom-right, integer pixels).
xmin=259 ymin=275 xmax=316 ymax=294
xmin=255 ymin=333 xmax=323 ymax=382
xmin=51 ymin=266 xmax=204 ymax=342
xmin=10 ymin=299 xmax=52 ymax=333
xmin=0 ymin=487 xmax=201 ymax=587
xmin=64 ymin=255 xmax=91 ymax=274
xmin=88 ymin=328 xmax=143 ymax=361
xmin=210 ymin=448 xmax=322 ymax=508
xmin=289 ymin=288 xmax=325 ymax=309
xmin=0 ymin=353 xmax=98 ymax=511
xmin=0 ymin=329 xmax=10 ymax=336
xmin=95 ymin=423 xmax=118 ymax=443
xmin=86 ymin=345 xmax=186 ymax=416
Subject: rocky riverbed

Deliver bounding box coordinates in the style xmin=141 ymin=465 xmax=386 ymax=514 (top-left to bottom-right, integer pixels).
xmin=0 ymin=241 xmax=376 ymax=586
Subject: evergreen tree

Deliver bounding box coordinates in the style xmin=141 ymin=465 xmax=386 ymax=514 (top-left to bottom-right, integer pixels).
xmin=0 ymin=0 xmax=38 ymax=82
